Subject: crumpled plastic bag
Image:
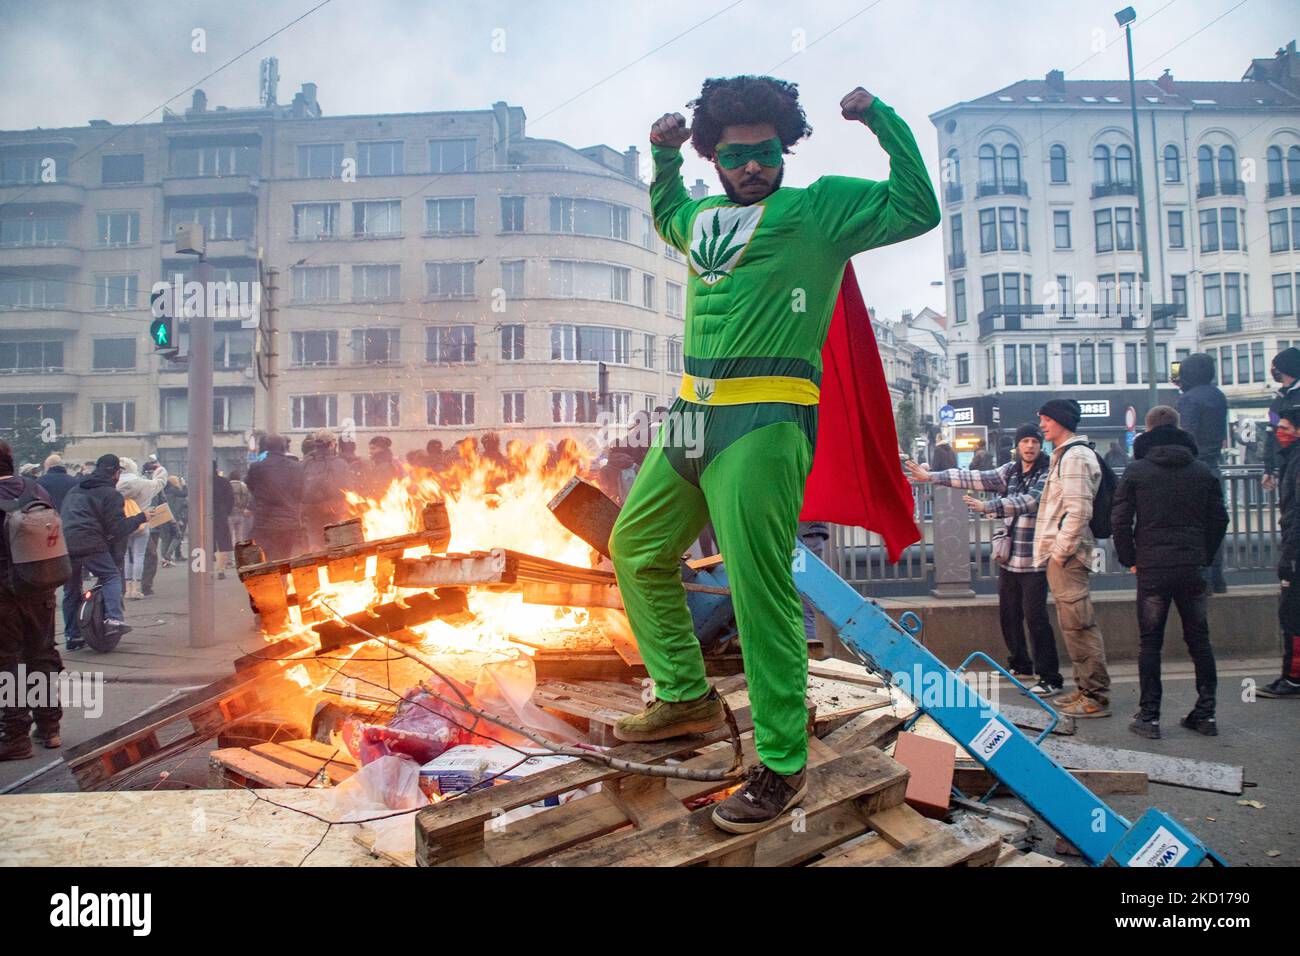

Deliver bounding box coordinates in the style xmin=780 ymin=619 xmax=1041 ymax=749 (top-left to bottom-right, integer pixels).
xmin=347 ymin=676 xmax=476 ymax=765
xmin=330 ymin=754 xmax=424 ymax=815
xmin=474 ymin=655 xmax=585 ymax=746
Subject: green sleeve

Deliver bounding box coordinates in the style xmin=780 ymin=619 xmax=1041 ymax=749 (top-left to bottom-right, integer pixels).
xmin=650 ymin=144 xmax=701 ymax=253
xmin=805 ymin=98 xmax=941 ymax=256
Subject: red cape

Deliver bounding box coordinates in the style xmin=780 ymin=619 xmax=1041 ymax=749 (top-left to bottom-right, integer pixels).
xmin=800 ymin=261 xmax=921 ymax=562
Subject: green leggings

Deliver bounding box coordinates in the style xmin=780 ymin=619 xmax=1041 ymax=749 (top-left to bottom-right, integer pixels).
xmin=609 ymin=414 xmax=813 ymax=775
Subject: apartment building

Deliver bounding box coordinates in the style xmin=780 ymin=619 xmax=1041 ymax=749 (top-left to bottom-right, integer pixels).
xmin=0 ymin=76 xmax=689 ymax=474
xmin=931 ymin=39 xmax=1300 ymax=457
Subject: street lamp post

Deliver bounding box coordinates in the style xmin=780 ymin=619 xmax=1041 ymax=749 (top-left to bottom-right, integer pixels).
xmin=1117 ymin=6 xmax=1159 ymax=408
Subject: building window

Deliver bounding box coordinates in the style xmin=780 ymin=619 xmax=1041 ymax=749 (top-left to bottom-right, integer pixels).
xmin=0 ymin=153 xmax=69 ymax=185
xmin=951 ymin=213 xmax=963 ymax=256
xmin=667 ymin=338 xmax=683 ymax=373
xmin=500 ymin=196 xmax=525 ymax=232
xmin=1001 ymin=145 xmax=1021 ymax=186
xmin=642 ymin=273 xmax=656 ymax=310
xmin=1204 ymin=274 xmax=1223 ymax=317
xmin=1050 ymin=144 xmax=1067 ymax=182
xmin=1218 ymin=346 xmax=1234 ymax=385
xmin=1115 ymin=208 xmax=1135 ymax=250
xmin=357 ymin=140 xmax=404 ymax=176
xmin=1252 ymin=341 xmax=1265 ymax=382
xmin=426 ymin=197 xmax=474 ymax=234
xmin=501 ymin=391 xmax=525 ymax=425
xmin=169 ymin=142 xmax=257 ymax=178
xmin=351 ymin=264 xmax=400 ymax=301
xmin=547 ymin=260 xmax=630 ymax=301
xmin=1219 ymin=146 xmax=1237 ymax=189
xmin=1093 ymin=145 xmax=1111 ymax=186
xmin=92 ymin=401 xmax=135 ymax=434
xmin=1197 ymin=146 xmax=1215 ymax=189
xmin=426 ymin=391 xmax=475 ymax=426
xmin=956 ymin=353 xmax=969 ymax=385
xmin=551 ymin=391 xmax=599 ymax=424
xmin=1080 ymin=342 xmax=1097 ymax=384
xmin=425 ymin=261 xmax=476 ymax=298
xmin=297 ymin=143 xmax=344 ymax=179
xmin=1268 ymin=209 xmax=1289 ymax=252
xmin=0 ymin=215 xmax=69 ymax=247
xmin=353 ymin=200 xmax=401 ymax=238
xmin=979 ymin=208 xmax=996 ymax=252
xmin=426 ymin=325 xmax=476 ymax=364
xmin=1274 ymin=273 xmax=1294 ymax=316
xmin=550 ymin=198 xmax=630 ymax=240
xmin=0 ymin=340 xmax=62 ymax=372
xmin=293 ymin=203 xmax=339 ymax=240
xmin=1062 ymin=343 xmax=1077 ymax=385
xmin=96 ymin=211 xmax=139 ymax=247
xmin=293 ymin=266 xmax=339 ymax=303
xmin=429 ymin=138 xmax=477 ymax=173
xmin=350 ymin=328 xmax=400 ymax=365
xmin=0 ymin=276 xmax=65 ymax=309
xmin=1220 ymin=208 xmax=1241 ymax=251
xmin=1224 ymin=272 xmax=1244 ymax=320
xmin=1099 ymin=342 xmax=1114 ymax=384
xmin=95 ymin=273 xmax=138 ymax=309
xmin=1171 ymin=274 xmax=1188 ymax=317
xmin=1004 ymin=344 xmax=1018 ymax=385
xmin=1237 ymin=344 xmax=1250 ymax=384
xmin=1167 ymin=210 xmax=1184 ymax=248
xmin=641 ymin=213 xmax=657 ymax=251
xmin=102 ymin=154 xmax=144 ymax=184
xmin=952 ymin=278 xmax=966 ymax=324
xmin=1095 ymin=209 xmax=1113 ymax=253
xmin=1114 ymin=145 xmax=1134 ymax=186
xmin=291 ymin=394 xmax=337 ymax=429
xmin=978 ymin=144 xmax=997 ymax=187
xmin=166 ymin=202 xmax=254 ymax=240
xmin=500 ymin=259 xmax=525 ymax=299
xmin=1163 ymin=144 xmax=1180 ymax=183
xmin=500 ymin=324 xmax=524 ymax=361
xmin=998 ymin=207 xmax=1017 ymax=251
xmin=550 ymin=325 xmax=631 ymax=364
xmin=92 ymin=337 xmax=136 ymax=370
xmin=291 ymin=331 xmax=338 ymax=367
xmin=1199 ymin=209 xmax=1219 ymax=253
xmin=1053 ymin=210 xmax=1071 ymax=249
xmin=352 ymin=392 xmax=400 ymax=427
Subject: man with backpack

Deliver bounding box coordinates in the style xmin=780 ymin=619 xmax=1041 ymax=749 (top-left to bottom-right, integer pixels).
xmin=1034 ymin=398 xmax=1114 ymax=718
xmin=1112 ymin=406 xmax=1228 ymax=739
xmin=0 ymin=440 xmax=70 ymax=760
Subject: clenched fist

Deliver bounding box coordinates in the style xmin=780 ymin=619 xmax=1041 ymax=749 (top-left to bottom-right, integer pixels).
xmin=840 ymin=87 xmax=876 ymax=121
xmin=650 ymin=112 xmax=691 ymax=149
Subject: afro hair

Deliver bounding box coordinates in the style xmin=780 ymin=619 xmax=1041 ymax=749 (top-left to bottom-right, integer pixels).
xmin=687 ymin=75 xmax=812 ymax=161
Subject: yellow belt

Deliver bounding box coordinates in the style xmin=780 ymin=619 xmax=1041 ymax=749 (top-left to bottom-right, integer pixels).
xmin=678 ymin=373 xmax=820 ymax=406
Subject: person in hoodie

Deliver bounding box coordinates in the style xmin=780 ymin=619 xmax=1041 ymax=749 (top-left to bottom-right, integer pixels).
xmin=301 ymin=430 xmax=353 ymax=550
xmin=1112 ymin=406 xmax=1228 ymax=740
xmin=115 ymin=458 xmax=167 ymax=600
xmin=0 ymin=441 xmax=62 ymax=761
xmin=245 ymin=434 xmax=304 ymax=561
xmin=1176 ymin=352 xmax=1230 ymax=593
xmin=1262 ymin=347 xmax=1300 ymax=491
xmin=37 ymin=454 xmax=78 ymax=512
xmin=1262 ymin=408 xmax=1300 ymax=698
xmin=60 ymin=454 xmax=146 ymax=649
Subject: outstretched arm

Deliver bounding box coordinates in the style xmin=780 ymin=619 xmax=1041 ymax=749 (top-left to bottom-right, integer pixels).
xmin=806 ymin=90 xmax=941 ymax=257
xmin=649 ymin=111 xmax=703 ymax=254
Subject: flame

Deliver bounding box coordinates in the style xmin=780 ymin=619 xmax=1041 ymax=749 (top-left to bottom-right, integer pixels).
xmin=272 ymin=436 xmax=601 ymax=659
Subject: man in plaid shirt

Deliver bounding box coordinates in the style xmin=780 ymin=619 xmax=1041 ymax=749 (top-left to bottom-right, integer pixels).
xmin=907 ymin=423 xmax=1062 ymax=695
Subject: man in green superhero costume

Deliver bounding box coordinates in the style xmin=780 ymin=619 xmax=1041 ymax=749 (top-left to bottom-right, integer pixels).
xmin=609 ymin=75 xmax=939 ymax=832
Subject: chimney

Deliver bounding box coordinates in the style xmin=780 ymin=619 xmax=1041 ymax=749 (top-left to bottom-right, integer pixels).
xmin=192 ymin=89 xmax=207 ymax=112
xmin=1045 ymin=69 xmax=1065 ymax=91
xmin=492 ymin=101 xmax=512 ymax=167
xmin=689 ymin=178 xmax=709 ymax=200
xmin=901 ymin=309 xmax=914 ymax=325
xmin=623 ymin=145 xmax=640 ymax=181
xmin=1157 ymin=68 xmax=1176 ymax=93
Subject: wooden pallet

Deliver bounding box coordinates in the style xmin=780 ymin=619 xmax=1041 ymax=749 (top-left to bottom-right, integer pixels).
xmin=209 ymin=739 xmax=358 ymax=790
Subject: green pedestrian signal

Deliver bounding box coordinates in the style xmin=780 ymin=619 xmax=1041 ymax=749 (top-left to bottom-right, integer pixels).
xmin=150 ymin=315 xmax=175 ymax=349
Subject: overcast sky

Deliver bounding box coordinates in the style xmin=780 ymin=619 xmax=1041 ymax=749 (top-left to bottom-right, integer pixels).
xmin=2 ymin=0 xmax=1295 ymax=319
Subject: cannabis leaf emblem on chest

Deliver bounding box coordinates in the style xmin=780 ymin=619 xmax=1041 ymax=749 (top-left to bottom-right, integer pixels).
xmin=689 ymin=206 xmax=762 ymax=285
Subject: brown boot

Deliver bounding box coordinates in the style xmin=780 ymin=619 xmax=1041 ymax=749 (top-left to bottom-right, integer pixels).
xmin=0 ymin=736 xmax=34 ymax=761
xmin=32 ymin=725 xmax=61 ymax=749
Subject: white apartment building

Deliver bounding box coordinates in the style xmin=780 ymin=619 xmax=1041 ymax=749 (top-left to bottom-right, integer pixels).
xmin=0 ymin=76 xmax=689 ymax=474
xmin=931 ymin=39 xmax=1300 ymax=459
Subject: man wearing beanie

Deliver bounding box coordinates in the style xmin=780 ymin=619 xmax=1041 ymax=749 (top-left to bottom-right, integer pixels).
xmin=1176 ymin=353 xmax=1230 ymax=592
xmin=1263 ymin=347 xmax=1300 ymax=491
xmin=1034 ymin=398 xmax=1112 ymax=717
xmin=907 ymin=422 xmax=1061 ymax=695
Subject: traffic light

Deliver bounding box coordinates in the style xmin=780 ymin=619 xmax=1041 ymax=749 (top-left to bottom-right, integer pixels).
xmin=150 ymin=288 xmax=179 ymax=359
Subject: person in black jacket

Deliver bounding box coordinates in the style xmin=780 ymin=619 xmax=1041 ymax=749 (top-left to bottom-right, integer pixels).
xmin=301 ymin=430 xmax=353 ymax=550
xmin=59 ymin=454 xmax=146 ymax=650
xmin=245 ymin=435 xmax=304 ymax=561
xmin=213 ymin=463 xmax=234 ymax=579
xmin=1262 ymin=347 xmax=1300 ymax=490
xmin=1176 ymin=352 xmax=1230 ymax=592
xmin=1260 ymin=409 xmax=1300 ymax=698
xmin=1112 ymin=407 xmax=1229 ymax=739
xmin=36 ymin=454 xmax=78 ymax=512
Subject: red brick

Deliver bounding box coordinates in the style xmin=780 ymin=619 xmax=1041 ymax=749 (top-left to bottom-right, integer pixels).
xmin=892 ymin=731 xmax=957 ymax=819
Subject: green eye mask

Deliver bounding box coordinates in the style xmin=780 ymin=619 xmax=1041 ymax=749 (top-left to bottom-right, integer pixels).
xmin=716 ymin=138 xmax=783 ymax=169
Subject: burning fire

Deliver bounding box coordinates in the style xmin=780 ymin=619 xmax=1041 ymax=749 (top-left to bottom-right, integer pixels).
xmin=271 ymin=436 xmax=601 ymax=659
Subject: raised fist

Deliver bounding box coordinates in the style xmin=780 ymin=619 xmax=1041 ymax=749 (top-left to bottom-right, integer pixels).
xmin=650 ymin=112 xmax=691 ymax=148
xmin=840 ymin=87 xmax=876 ymax=121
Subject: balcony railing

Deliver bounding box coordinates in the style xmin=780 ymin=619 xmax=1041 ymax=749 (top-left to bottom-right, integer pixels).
xmin=1201 ymin=312 xmax=1300 ymax=337
xmin=976 ymin=304 xmax=1180 ymax=340
xmin=976 ymin=181 xmax=1028 ymax=198
xmin=1091 ymin=181 xmax=1136 ymax=198
xmin=1197 ymin=179 xmax=1246 ymax=198
xmin=945 ymin=183 xmax=963 ymax=204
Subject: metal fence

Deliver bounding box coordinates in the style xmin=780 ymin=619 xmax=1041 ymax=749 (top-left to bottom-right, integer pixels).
xmin=827 ymin=466 xmax=1279 ymax=596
